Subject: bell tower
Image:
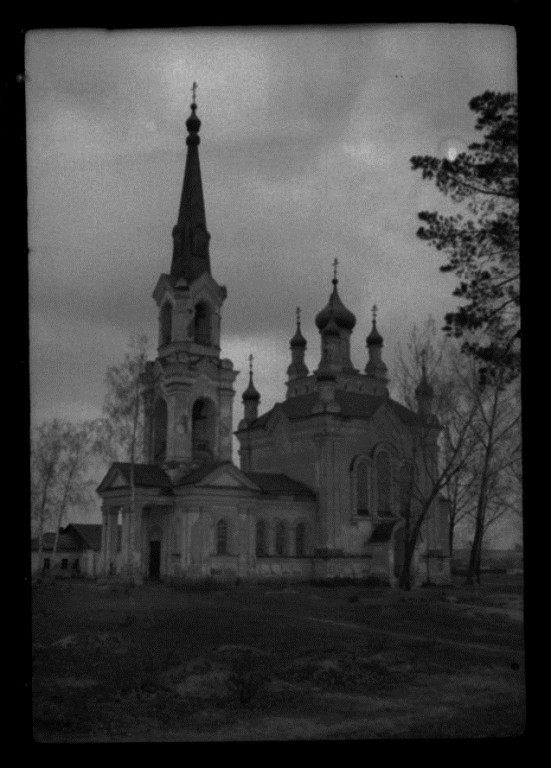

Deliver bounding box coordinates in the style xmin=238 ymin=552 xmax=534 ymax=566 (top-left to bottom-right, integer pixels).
xmin=142 ymin=85 xmax=238 ymax=476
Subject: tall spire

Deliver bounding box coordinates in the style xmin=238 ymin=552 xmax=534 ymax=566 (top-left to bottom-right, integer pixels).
xmin=171 ymin=82 xmax=211 ymax=283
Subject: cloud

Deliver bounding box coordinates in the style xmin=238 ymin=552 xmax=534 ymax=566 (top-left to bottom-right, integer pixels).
xmin=27 ymin=26 xmax=517 ymax=434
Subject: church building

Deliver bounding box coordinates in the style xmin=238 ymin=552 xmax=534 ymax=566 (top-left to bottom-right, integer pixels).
xmin=97 ymin=92 xmax=451 ymax=586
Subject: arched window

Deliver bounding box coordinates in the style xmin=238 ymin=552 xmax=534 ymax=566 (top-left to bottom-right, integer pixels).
xmin=256 ymin=520 xmax=266 ymax=557
xmin=376 ymin=451 xmax=391 ymax=515
xmin=152 ymin=398 xmax=167 ymax=462
xmin=356 ymin=460 xmax=369 ymax=515
xmin=193 ymin=301 xmax=211 ymax=345
xmin=295 ymin=522 xmax=306 ymax=557
xmin=275 ymin=521 xmax=286 ymax=556
xmin=216 ymin=519 xmax=228 ymax=555
xmin=191 ymin=398 xmax=216 ymax=461
xmin=160 ymin=302 xmax=172 ymax=346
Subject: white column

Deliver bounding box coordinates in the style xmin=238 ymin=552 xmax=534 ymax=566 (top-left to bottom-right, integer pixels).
xmin=107 ymin=509 xmax=119 ymax=576
xmin=128 ymin=502 xmax=144 ymax=585
xmin=100 ymin=504 xmax=108 ymax=575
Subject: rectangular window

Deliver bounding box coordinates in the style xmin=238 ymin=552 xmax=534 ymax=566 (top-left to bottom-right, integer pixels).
xmin=216 ymin=520 xmax=228 ymax=555
xmin=275 ymin=522 xmax=286 ymax=556
xmin=43 ymin=558 xmax=50 ymax=570
xmin=61 ymin=558 xmax=68 ymax=570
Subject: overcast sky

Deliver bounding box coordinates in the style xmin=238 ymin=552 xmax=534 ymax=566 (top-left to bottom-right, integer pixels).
xmin=27 ymin=25 xmax=517 ymax=448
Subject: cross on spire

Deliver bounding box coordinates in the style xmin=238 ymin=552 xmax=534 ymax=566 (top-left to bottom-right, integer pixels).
xmin=249 ymin=353 xmax=254 ymax=377
xmin=191 ymin=81 xmax=198 ymax=104
xmin=296 ymin=306 xmax=301 ymax=325
xmin=332 ymin=258 xmax=339 ymax=283
xmin=371 ymin=304 xmax=378 ymax=323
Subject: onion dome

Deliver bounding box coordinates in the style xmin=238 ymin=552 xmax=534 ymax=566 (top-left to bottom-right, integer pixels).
xmin=315 ymin=260 xmax=356 ymax=332
xmin=366 ymin=304 xmax=383 ymax=345
xmin=366 ymin=321 xmax=383 ymax=345
xmin=242 ymin=354 xmax=260 ymax=402
xmin=290 ymin=307 xmax=307 ymax=348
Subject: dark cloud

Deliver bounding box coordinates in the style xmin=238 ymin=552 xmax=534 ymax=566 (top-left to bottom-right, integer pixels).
xmin=27 ymin=27 xmax=517 ymax=428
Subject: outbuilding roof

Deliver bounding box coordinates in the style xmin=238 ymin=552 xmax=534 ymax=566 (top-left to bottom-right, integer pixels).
xmin=31 ymin=531 xmax=79 ymax=552
xmin=65 ymin=524 xmax=103 ymax=551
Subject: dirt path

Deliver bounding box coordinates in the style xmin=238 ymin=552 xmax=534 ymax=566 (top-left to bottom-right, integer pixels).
xmin=305 ymin=615 xmax=521 ymax=655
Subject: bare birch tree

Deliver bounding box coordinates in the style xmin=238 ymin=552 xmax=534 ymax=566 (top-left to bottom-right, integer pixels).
xmin=31 ymin=419 xmax=65 ymax=570
xmin=393 ymin=323 xmax=479 ymax=589
xmin=98 ymin=336 xmax=150 ymax=521
xmin=459 ymin=363 xmax=521 ymax=584
xmin=50 ymin=421 xmax=99 ymax=566
xmin=31 ymin=419 xmax=98 ymax=571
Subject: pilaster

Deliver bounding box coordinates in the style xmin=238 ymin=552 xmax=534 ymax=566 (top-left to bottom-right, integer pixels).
xmin=313 ymin=428 xmax=346 ymax=551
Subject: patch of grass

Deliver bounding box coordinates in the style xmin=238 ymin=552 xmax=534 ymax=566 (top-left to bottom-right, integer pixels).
xmin=32 ymin=578 xmax=525 ymax=741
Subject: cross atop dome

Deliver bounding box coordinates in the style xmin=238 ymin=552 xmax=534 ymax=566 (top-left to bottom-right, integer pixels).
xmin=243 ymin=353 xmax=260 ymax=403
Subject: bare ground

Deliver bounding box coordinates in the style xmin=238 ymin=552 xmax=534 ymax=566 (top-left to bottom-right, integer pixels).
xmin=31 ymin=574 xmax=525 ymax=741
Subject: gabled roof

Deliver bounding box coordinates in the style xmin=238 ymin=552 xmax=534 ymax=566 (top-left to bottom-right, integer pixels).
xmin=97 ymin=463 xmax=172 ymax=494
xmin=175 ymin=461 xmax=315 ymax=500
xmin=243 ymin=472 xmax=316 ymax=500
xmin=32 ymin=525 xmax=122 ymax=553
xmin=64 ymin=524 xmax=102 ymax=551
xmin=31 ymin=531 xmax=79 ymax=552
xmin=176 ymin=461 xmax=260 ymax=492
xmin=176 ymin=461 xmax=232 ymax=487
xmin=242 ymin=390 xmax=422 ymax=431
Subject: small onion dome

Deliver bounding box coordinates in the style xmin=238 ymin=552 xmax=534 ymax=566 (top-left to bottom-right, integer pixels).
xmin=366 ymin=320 xmax=383 ymax=346
xmin=186 ymin=102 xmax=201 ymax=134
xmin=290 ymin=324 xmax=307 ymax=348
xmin=315 ymin=281 xmax=356 ymax=332
xmin=242 ymin=376 xmax=260 ymax=402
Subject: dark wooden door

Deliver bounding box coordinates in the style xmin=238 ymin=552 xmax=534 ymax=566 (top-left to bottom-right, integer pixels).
xmin=149 ymin=541 xmax=161 ymax=580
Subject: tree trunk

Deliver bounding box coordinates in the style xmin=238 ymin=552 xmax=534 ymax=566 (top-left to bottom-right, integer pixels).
xmin=465 ymin=510 xmax=484 ymax=585
xmin=399 ymin=537 xmax=417 ymax=591
xmin=448 ymin=519 xmax=454 ymax=562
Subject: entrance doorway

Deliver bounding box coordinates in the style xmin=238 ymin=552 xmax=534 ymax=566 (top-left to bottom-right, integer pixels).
xmin=149 ymin=540 xmax=161 ymax=580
